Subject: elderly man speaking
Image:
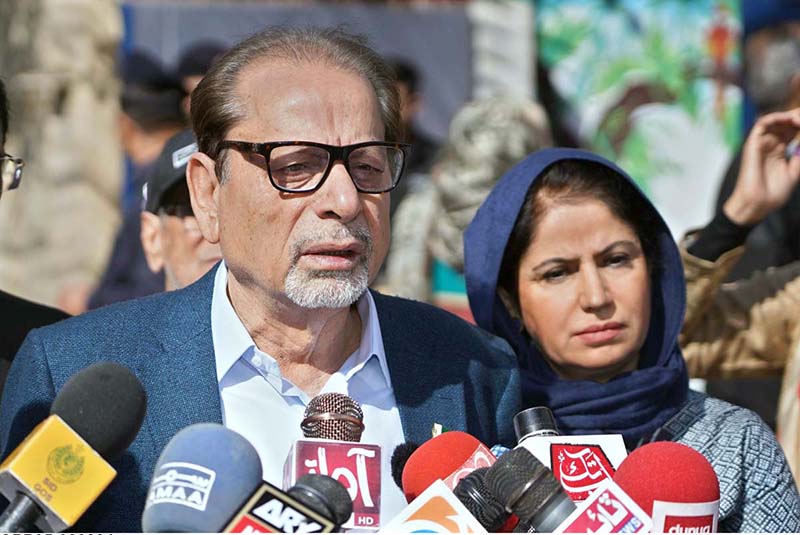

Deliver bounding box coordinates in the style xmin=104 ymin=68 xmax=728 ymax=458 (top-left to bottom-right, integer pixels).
xmin=0 ymin=27 xmax=519 ymax=532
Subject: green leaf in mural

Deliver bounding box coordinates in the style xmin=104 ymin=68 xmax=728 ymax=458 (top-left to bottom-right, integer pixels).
xmin=538 ymin=17 xmax=593 ymax=66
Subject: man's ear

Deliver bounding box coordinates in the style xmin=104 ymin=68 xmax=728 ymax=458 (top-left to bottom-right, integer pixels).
xmin=140 ymin=212 xmax=164 ymax=273
xmin=186 ymin=152 xmax=221 ymax=244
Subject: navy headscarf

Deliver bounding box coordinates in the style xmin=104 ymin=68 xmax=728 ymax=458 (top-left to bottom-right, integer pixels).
xmin=464 ymin=148 xmax=688 ymax=446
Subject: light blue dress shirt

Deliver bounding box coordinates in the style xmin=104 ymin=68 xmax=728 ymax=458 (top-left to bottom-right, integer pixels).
xmin=210 ymin=262 xmax=407 ymax=524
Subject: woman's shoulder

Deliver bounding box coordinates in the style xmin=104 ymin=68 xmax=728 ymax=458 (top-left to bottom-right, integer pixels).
xmin=670 ymin=390 xmax=768 ymax=434
xmin=666 ymin=391 xmax=800 ymax=532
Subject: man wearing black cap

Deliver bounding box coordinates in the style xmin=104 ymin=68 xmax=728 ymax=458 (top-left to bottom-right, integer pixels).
xmin=140 ymin=129 xmax=222 ymax=291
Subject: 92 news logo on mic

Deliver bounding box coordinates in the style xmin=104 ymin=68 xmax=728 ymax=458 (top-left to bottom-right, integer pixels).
xmin=286 ymin=440 xmax=380 ymax=528
xmin=550 ymin=443 xmax=616 ymax=501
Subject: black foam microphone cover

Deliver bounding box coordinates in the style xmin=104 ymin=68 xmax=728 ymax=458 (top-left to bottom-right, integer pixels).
xmin=453 ymin=467 xmax=509 ymax=532
xmin=49 ymin=361 xmax=146 ymax=460
xmin=485 ymin=447 xmax=575 ymax=532
xmin=390 ymin=442 xmax=419 ymax=490
xmin=288 ymin=474 xmax=353 ymax=527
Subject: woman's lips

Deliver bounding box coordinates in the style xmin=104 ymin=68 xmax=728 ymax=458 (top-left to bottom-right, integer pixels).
xmin=575 ymin=323 xmax=625 ymax=345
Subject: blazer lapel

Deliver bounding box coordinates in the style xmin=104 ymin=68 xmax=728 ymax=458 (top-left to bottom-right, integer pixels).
xmin=371 ymin=291 xmax=466 ymax=444
xmin=135 ymin=269 xmax=223 ymax=455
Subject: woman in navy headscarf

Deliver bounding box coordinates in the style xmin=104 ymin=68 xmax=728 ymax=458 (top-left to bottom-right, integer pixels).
xmin=464 ymin=148 xmax=799 ymax=532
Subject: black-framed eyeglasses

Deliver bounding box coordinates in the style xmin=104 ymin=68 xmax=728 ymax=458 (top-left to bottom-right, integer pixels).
xmin=1 ymin=154 xmax=24 ymax=191
xmin=217 ymin=140 xmax=409 ymax=194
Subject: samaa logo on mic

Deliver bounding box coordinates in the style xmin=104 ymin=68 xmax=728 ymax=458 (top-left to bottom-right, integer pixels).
xmin=550 ymin=443 xmax=615 ymax=501
xmin=654 ymin=500 xmax=719 ymax=534
xmin=146 ymin=462 xmax=216 ymax=512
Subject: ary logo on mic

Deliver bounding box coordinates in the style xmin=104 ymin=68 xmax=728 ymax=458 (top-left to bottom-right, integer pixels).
xmin=146 ymin=462 xmax=216 ymax=512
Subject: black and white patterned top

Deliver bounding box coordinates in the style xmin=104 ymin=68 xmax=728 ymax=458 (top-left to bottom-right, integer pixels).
xmin=659 ymin=390 xmax=800 ymax=532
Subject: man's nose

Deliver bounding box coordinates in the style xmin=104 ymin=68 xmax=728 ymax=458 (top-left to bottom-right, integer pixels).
xmin=578 ymin=265 xmax=612 ymax=312
xmin=314 ymin=162 xmax=362 ymax=222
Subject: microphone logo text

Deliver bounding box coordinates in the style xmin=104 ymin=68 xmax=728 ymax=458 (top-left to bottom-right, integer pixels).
xmin=145 ymin=461 xmax=216 ymax=512
xmin=46 ymin=444 xmax=86 ymax=484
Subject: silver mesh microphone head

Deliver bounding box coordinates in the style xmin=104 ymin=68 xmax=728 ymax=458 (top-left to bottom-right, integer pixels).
xmin=301 ymin=393 xmax=365 ymax=441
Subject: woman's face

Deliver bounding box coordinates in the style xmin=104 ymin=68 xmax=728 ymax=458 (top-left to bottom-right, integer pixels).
xmin=516 ymin=197 xmax=651 ymax=382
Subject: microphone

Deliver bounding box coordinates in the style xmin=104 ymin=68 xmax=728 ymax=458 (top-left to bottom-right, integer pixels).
xmin=390 ymin=442 xmax=419 ymax=490
xmin=0 ymin=361 xmax=146 ymax=532
xmin=379 ymin=479 xmax=488 ymax=533
xmin=301 ymin=392 xmax=365 ymax=442
xmin=513 ymin=406 xmax=627 ymax=501
xmin=142 ymin=424 xmax=353 ymax=533
xmin=485 ymin=447 xmax=576 ymax=533
xmin=141 ymin=423 xmax=264 ymax=532
xmin=226 ymin=475 xmax=352 ymax=533
xmin=613 ymin=441 xmax=720 ymax=533
xmin=287 ymin=474 xmax=353 ymax=528
xmin=453 ymin=467 xmax=516 ymax=532
xmin=401 ymin=431 xmax=496 ymax=502
xmin=284 ymin=393 xmax=381 ymax=529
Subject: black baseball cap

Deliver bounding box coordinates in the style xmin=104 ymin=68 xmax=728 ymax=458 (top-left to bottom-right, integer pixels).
xmin=143 ymin=129 xmax=197 ymax=213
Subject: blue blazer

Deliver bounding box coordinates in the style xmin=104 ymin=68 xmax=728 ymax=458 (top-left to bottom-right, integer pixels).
xmin=0 ymin=267 xmax=520 ymax=532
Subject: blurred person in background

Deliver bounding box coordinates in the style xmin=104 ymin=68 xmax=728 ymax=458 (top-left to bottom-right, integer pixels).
xmin=383 ymin=97 xmax=552 ymax=322
xmin=680 ymin=108 xmax=800 ymax=482
xmin=0 ymin=79 xmax=68 ymax=394
xmin=176 ymin=40 xmax=227 ymax=117
xmin=706 ymin=18 xmax=800 ymax=429
xmin=0 ymin=0 xmax=122 ymax=314
xmin=140 ymin=129 xmax=222 ymax=291
xmin=386 ymin=58 xmax=440 ymax=216
xmin=715 ymin=21 xmax=800 ymax=279
xmin=84 ymin=50 xmax=187 ymax=311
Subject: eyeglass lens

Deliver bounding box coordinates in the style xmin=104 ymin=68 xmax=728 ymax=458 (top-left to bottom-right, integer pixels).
xmin=269 ymin=145 xmax=403 ymax=192
xmin=0 ymin=157 xmax=22 ymax=191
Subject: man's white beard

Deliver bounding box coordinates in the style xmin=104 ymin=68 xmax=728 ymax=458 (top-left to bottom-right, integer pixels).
xmin=284 ymin=226 xmax=372 ymax=309
xmin=284 ymin=261 xmax=370 ymax=309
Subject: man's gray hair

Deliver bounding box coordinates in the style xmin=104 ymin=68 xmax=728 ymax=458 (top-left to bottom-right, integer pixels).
xmin=745 ymin=22 xmax=800 ymax=113
xmin=190 ymin=26 xmax=401 ymax=180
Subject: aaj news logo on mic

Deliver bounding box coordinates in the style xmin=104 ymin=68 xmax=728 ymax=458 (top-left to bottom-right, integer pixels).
xmin=146 ymin=462 xmax=216 ymax=511
xmin=285 ymin=439 xmax=380 ymax=529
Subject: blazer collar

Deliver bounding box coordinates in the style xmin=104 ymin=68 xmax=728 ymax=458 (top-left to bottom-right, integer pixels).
xmin=371 ymin=290 xmax=466 ymax=444
xmin=135 ymin=266 xmax=223 ymax=453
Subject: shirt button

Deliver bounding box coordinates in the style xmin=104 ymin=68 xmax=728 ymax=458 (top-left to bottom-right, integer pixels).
xmin=251 ymin=355 xmax=262 ymax=368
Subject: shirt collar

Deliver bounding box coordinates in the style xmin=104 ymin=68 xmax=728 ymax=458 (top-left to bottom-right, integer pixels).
xmin=210 ymin=261 xmax=391 ymax=390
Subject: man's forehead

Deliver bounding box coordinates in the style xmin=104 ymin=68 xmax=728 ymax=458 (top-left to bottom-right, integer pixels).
xmin=231 ymin=57 xmax=383 ymax=139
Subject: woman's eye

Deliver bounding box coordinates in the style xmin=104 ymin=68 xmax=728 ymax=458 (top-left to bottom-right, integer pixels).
xmin=543 ymin=268 xmax=567 ymax=281
xmin=606 ymin=254 xmax=630 ymax=267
